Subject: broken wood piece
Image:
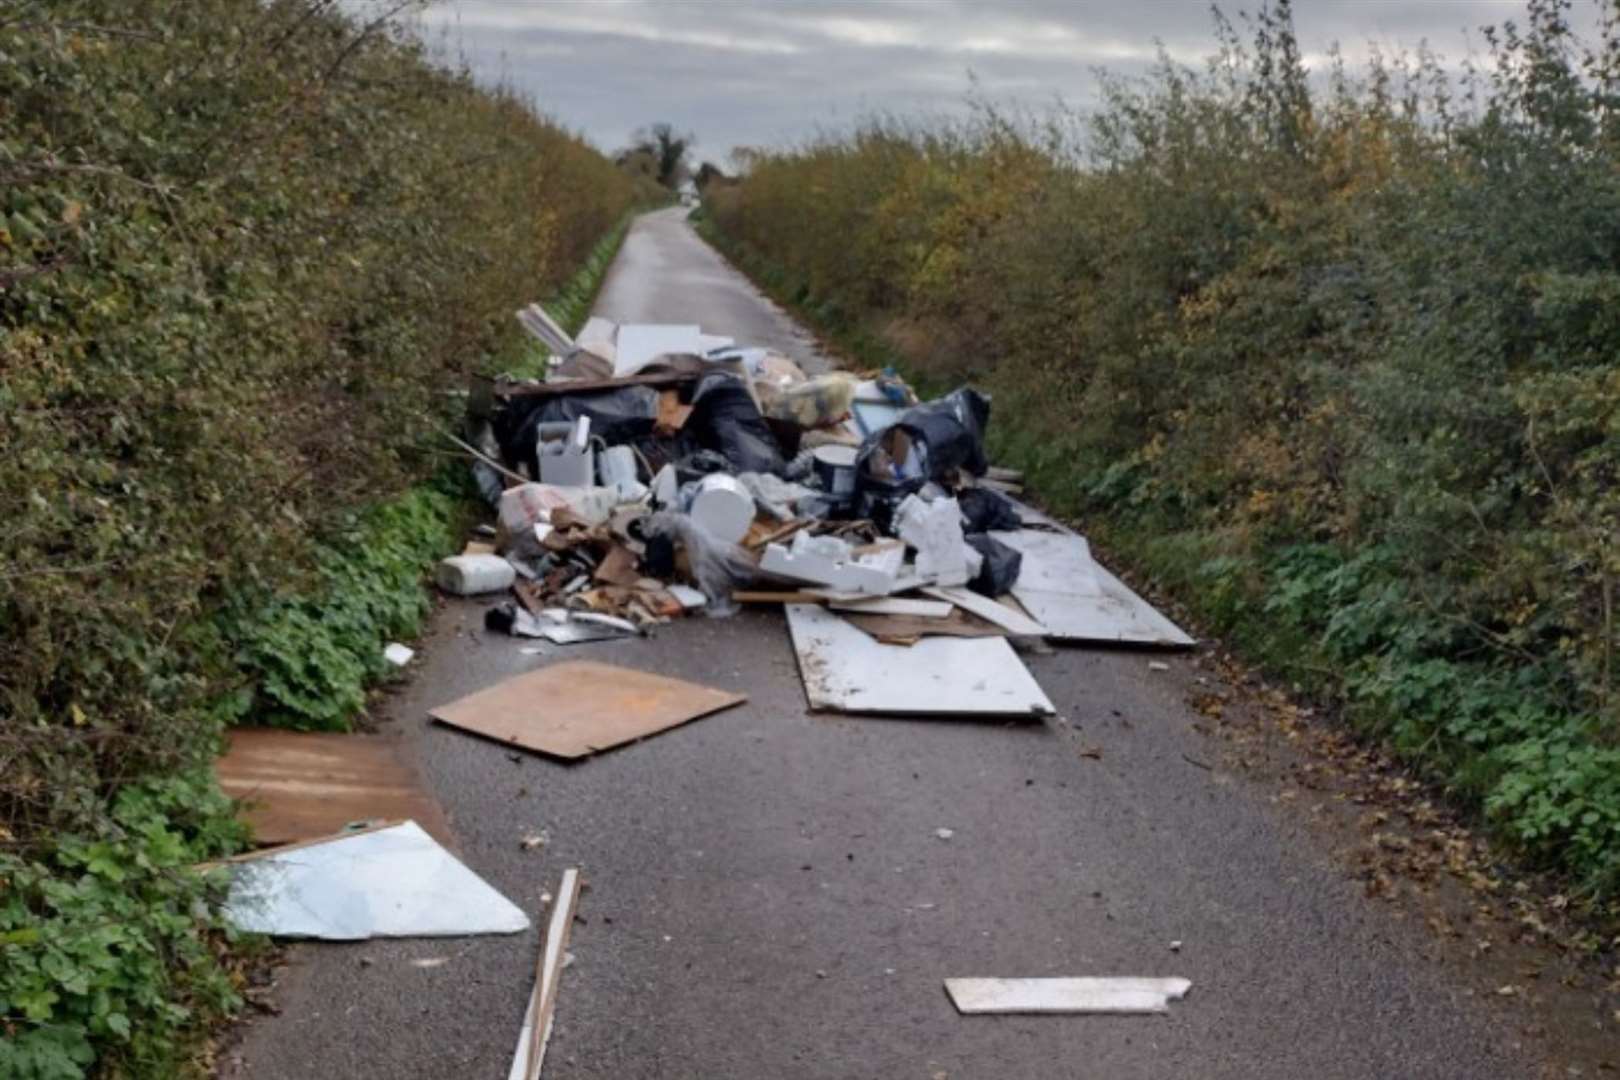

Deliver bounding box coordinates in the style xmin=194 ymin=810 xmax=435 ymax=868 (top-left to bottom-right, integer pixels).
xmin=744 ymin=517 xmax=809 ymax=551
xmin=921 ymin=586 xmax=1048 ymax=637
xmin=592 ymin=545 xmax=641 ymax=588
xmin=827 ymin=596 xmax=952 ymax=619
xmin=733 ymin=590 xmax=826 ymax=604
xmin=430 ymin=661 xmax=745 ymax=760
xmin=944 ymin=976 xmax=1192 ymax=1015
xmin=215 ymin=729 xmax=455 ymax=850
xmin=839 ymin=609 xmax=1005 ymax=642
xmin=509 ymin=867 xmax=583 ymax=1080
xmin=783 ymin=604 xmax=1053 ymax=717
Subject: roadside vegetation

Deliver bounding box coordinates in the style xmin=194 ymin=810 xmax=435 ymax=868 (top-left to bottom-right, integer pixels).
xmin=0 ymin=2 xmax=645 ymax=1075
xmin=706 ymin=0 xmax=1620 ymax=906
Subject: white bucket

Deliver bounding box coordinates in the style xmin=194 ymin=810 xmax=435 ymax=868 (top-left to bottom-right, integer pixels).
xmin=689 ymin=473 xmax=755 ymax=544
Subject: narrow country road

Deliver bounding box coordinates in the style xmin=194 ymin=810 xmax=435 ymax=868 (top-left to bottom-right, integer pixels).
xmin=224 ymin=208 xmax=1542 ymax=1079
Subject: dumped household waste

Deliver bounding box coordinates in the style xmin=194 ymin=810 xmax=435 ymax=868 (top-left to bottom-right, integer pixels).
xmin=943 ymin=977 xmax=1193 ymax=1015
xmin=443 ymin=301 xmax=1192 ymax=717
xmin=430 ymin=660 xmax=746 ymax=761
xmin=220 ymin=820 xmax=529 ymax=940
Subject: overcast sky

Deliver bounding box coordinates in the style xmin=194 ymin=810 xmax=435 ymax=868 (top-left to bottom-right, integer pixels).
xmin=397 ymin=1 xmax=1600 ymax=165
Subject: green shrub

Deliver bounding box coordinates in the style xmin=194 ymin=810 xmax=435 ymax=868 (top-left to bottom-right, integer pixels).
xmin=707 ymin=0 xmax=1620 ymax=897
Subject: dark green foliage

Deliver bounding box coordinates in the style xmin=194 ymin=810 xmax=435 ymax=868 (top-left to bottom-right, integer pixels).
xmin=0 ymin=773 xmax=246 ymax=1080
xmin=708 ymin=0 xmax=1620 ymax=898
xmin=0 ymin=2 xmax=636 ymax=1073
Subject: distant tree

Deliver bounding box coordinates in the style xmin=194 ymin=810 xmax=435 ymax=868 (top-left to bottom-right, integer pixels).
xmin=694 ymin=161 xmax=729 ymax=191
xmin=624 ymin=122 xmax=693 ymax=189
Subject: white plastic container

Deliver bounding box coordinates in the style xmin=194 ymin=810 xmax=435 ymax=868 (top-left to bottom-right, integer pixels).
xmin=689 ymin=473 xmax=755 ymax=544
xmin=435 ymin=554 xmax=516 ymax=596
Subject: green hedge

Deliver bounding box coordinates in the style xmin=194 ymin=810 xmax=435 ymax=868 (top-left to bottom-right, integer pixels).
xmin=707 ymin=0 xmax=1620 ymax=900
xmin=0 ymin=1 xmax=639 ymax=1073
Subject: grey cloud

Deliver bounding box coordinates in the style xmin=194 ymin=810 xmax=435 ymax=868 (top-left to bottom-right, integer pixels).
xmin=391 ymin=0 xmax=1603 ymax=163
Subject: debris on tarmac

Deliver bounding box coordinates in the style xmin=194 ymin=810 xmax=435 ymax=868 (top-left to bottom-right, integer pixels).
xmin=943 ymin=976 xmax=1193 ymax=1015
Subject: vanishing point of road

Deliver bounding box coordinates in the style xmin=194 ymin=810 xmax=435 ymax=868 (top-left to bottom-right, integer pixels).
xmin=225 ymin=208 xmax=1546 ymax=1080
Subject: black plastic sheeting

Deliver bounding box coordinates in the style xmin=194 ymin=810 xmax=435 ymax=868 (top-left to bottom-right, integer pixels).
xmin=685 ymin=372 xmax=786 ymax=475
xmin=965 ymin=532 xmax=1022 ymax=598
xmin=493 ymin=386 xmax=659 ymax=479
xmin=958 ymin=486 xmax=1022 ymax=533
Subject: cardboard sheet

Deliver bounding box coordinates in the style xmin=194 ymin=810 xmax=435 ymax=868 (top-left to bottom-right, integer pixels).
xmin=430 ymin=661 xmax=746 ymax=760
xmin=222 ymin=820 xmax=528 ymax=940
xmin=216 ymin=728 xmax=455 ymax=849
xmin=784 ymin=604 xmax=1053 ymax=717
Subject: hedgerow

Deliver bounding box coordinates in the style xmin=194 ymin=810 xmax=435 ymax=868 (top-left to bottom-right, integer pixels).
xmin=707 ymin=0 xmax=1620 ymax=898
xmin=1 ymin=1 xmax=638 ymax=1072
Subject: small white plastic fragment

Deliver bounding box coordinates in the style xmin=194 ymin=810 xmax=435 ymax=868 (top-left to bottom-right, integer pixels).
xmin=383 ymin=643 xmax=415 ymax=667
xmin=436 ymin=554 xmax=517 ymax=596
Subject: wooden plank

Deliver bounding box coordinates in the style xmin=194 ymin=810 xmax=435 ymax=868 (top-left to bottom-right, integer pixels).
xmin=840 ymin=610 xmax=1005 ymax=643
xmin=508 ymin=867 xmax=583 ymax=1080
xmin=921 ymin=586 xmax=1048 ymax=637
xmin=827 ymin=596 xmax=952 ymax=618
xmin=215 ymin=729 xmax=455 ymax=850
xmin=944 ymin=976 xmax=1191 ymax=1015
xmin=430 ymin=661 xmax=746 ymax=761
xmin=784 ymin=604 xmax=1053 ymax=717
xmin=495 ymin=370 xmax=698 ymax=399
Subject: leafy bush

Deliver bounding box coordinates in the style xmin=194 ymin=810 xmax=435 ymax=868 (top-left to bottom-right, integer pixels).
xmin=708 ymin=0 xmax=1620 ymax=896
xmin=0 ymin=773 xmax=245 ymax=1080
xmin=0 ymin=2 xmax=640 ymax=1073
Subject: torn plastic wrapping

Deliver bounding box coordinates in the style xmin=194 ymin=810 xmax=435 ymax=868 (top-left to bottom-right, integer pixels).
xmin=895 ymin=388 xmax=992 ymax=480
xmin=640 ymin=510 xmax=757 ymax=617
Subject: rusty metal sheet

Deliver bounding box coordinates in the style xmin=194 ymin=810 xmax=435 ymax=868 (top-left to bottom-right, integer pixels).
xmin=429 ymin=660 xmax=746 ymax=761
xmin=216 ymin=729 xmax=455 ymax=850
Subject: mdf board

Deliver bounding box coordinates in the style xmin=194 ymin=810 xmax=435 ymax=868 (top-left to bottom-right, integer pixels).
xmin=430 ymin=661 xmax=746 ymax=761
xmin=216 ymin=728 xmax=455 ymax=850
xmin=784 ymin=604 xmax=1054 ymax=717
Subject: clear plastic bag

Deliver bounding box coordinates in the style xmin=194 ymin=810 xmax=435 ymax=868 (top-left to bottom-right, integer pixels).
xmin=640 ymin=510 xmax=758 ymax=617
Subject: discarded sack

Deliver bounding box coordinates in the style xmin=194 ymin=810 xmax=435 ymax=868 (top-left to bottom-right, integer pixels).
xmin=965 ymin=533 xmax=1022 ymax=598
xmin=686 ymin=371 xmax=785 ymax=475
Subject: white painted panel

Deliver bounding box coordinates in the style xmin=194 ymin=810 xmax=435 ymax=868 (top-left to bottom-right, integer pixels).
xmin=827 ymin=596 xmax=952 ymax=618
xmin=613 ymin=323 xmax=703 ymax=376
xmin=224 ymin=821 xmax=530 ymax=940
xmin=992 ymin=516 xmax=1194 ymax=647
xmin=784 ymin=604 xmax=1054 ymax=716
xmin=991 ymin=529 xmax=1103 ymax=597
xmin=944 ymin=976 xmax=1192 ymax=1015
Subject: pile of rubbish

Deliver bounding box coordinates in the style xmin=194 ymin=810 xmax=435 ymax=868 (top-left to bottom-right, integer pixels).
xmin=445 ymin=302 xmax=1192 ymax=715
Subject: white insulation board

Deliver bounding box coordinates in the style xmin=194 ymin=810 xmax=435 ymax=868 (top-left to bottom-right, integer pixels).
xmin=784 ymin=603 xmax=1054 ymax=717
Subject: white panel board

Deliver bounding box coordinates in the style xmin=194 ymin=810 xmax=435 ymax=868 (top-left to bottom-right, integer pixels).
xmin=613 ymin=324 xmax=703 ymax=376
xmin=784 ymin=604 xmax=1054 ymax=717
xmin=921 ymin=586 xmax=1048 ymax=637
xmin=827 ymin=596 xmax=952 ymax=618
xmin=945 ymin=976 xmax=1192 ymax=1015
xmin=224 ymin=821 xmax=530 ymax=940
xmin=993 ymin=523 xmax=1194 ymax=647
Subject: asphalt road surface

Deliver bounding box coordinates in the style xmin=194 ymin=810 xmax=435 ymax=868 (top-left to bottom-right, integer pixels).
xmin=225 ymin=208 xmax=1540 ymax=1079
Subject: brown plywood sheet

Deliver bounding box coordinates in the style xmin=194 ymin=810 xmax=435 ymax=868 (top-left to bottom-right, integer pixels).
xmin=216 ymin=729 xmax=455 ymax=850
xmin=430 ymin=661 xmax=746 ymax=761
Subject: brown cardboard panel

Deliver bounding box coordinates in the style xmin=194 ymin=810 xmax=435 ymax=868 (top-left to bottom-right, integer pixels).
xmin=216 ymin=729 xmax=455 ymax=849
xmin=430 ymin=660 xmax=746 ymax=761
